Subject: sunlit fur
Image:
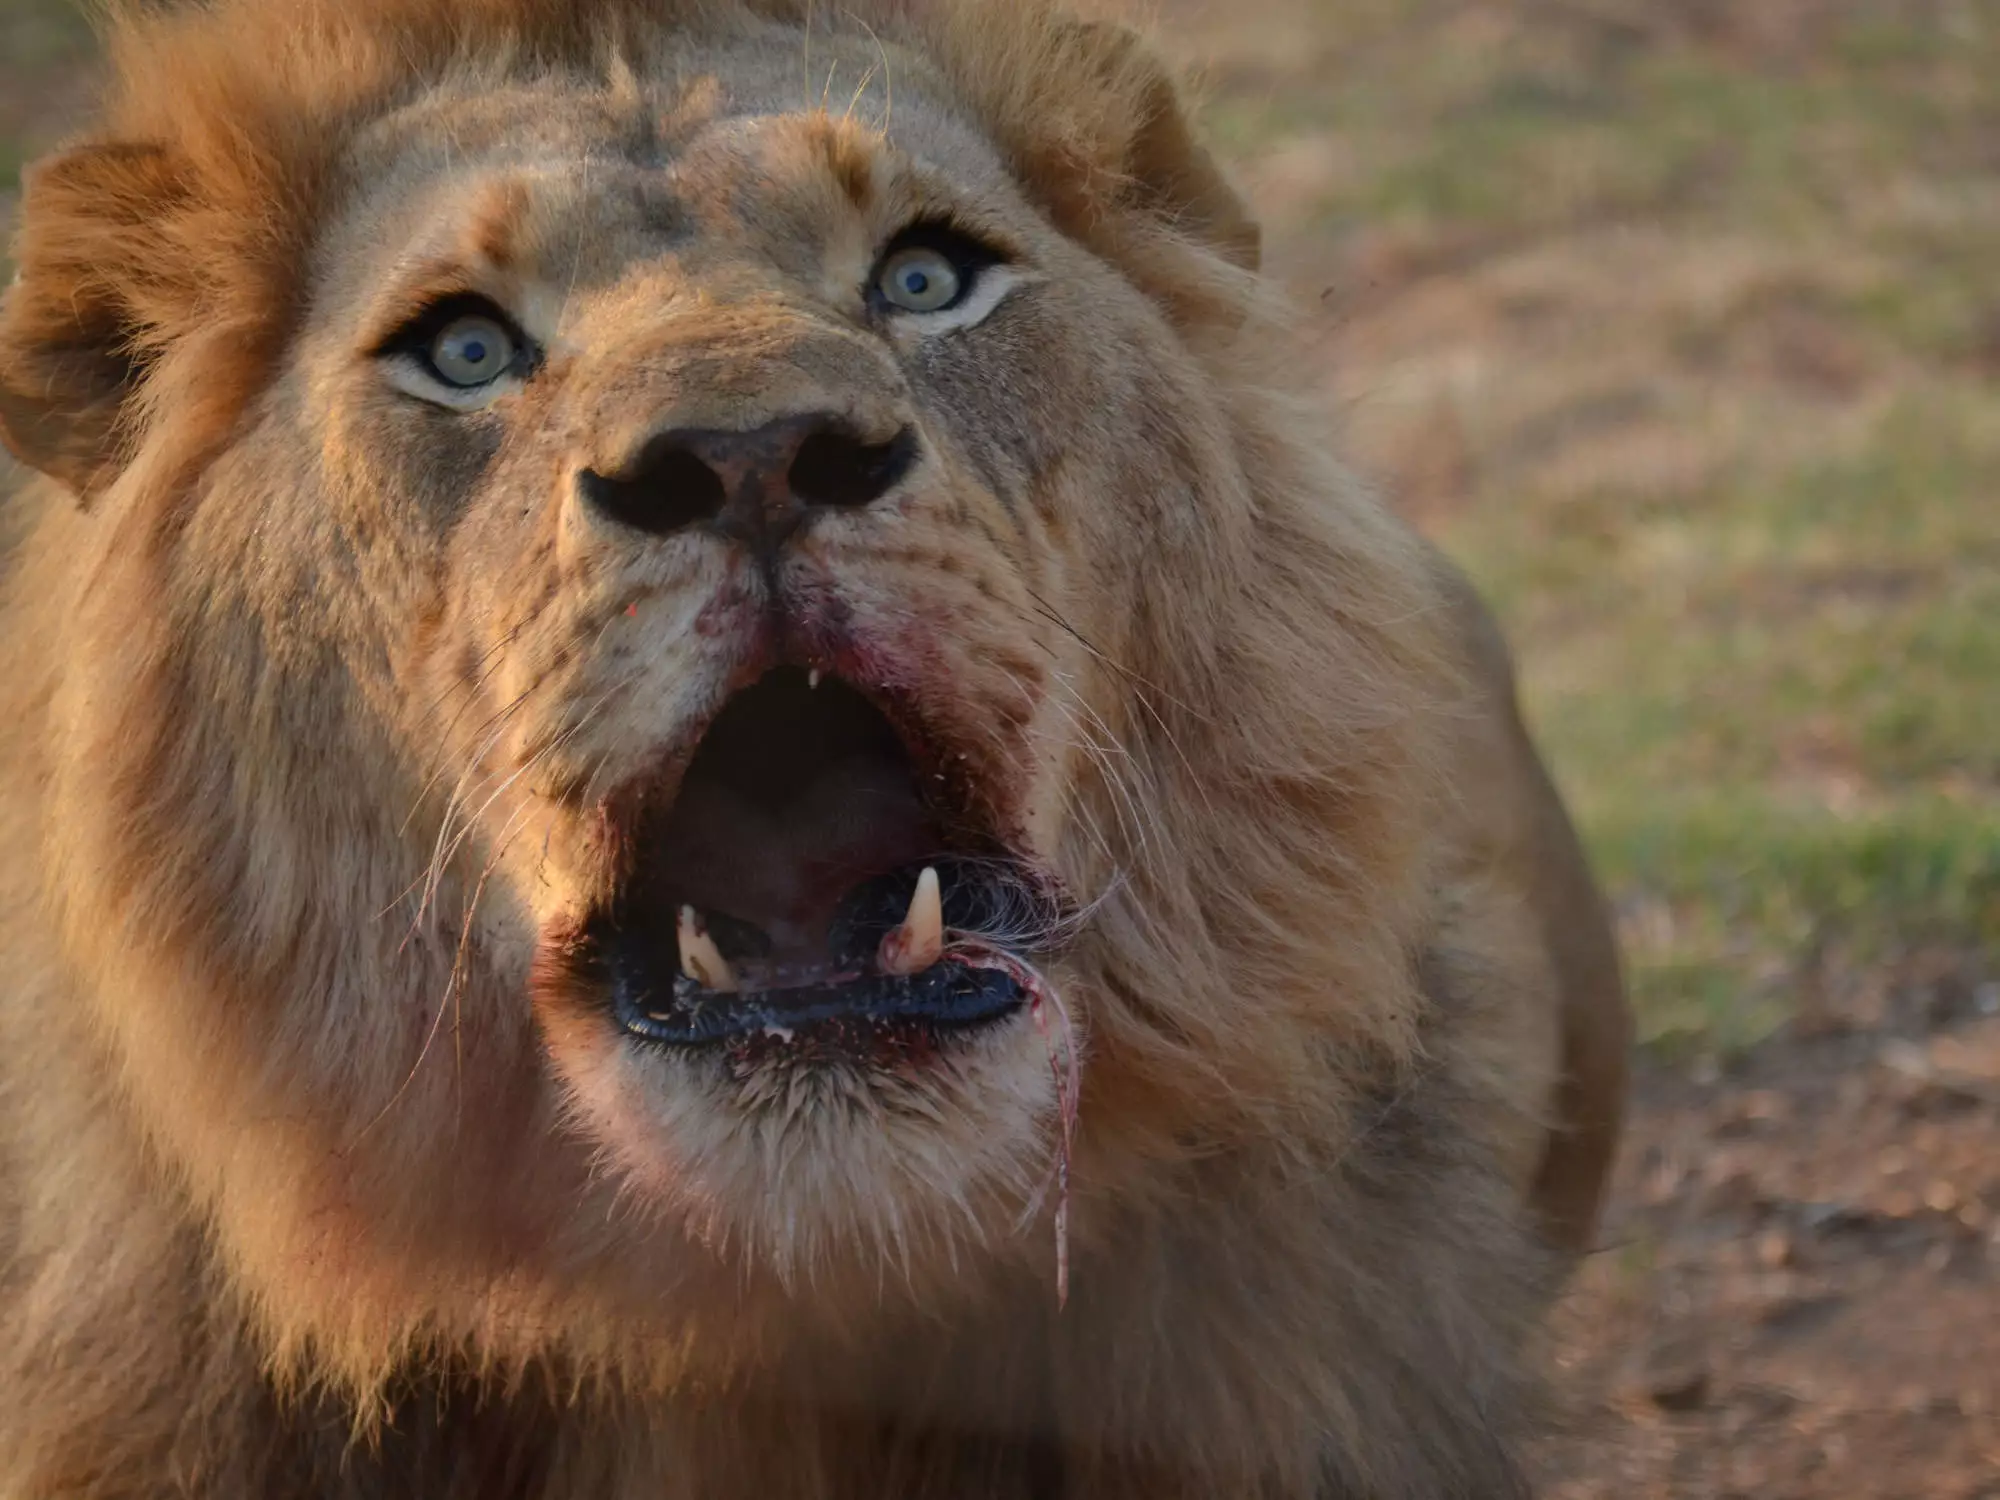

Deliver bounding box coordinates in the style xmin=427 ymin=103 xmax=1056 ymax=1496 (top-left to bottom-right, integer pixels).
xmin=0 ymin=0 xmax=1629 ymax=1494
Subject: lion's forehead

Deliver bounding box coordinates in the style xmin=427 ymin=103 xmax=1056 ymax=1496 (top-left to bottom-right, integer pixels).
xmin=329 ymin=38 xmax=1023 ymax=318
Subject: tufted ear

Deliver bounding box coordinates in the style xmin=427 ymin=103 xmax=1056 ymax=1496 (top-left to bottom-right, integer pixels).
xmin=0 ymin=140 xmax=189 ymax=501
xmin=1079 ymin=21 xmax=1262 ymax=274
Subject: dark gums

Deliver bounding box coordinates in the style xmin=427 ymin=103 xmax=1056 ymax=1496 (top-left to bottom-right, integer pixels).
xmin=608 ymin=958 xmax=1026 ymax=1046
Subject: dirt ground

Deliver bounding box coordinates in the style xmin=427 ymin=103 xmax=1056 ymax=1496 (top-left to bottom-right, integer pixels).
xmin=1541 ymin=954 xmax=2000 ymax=1497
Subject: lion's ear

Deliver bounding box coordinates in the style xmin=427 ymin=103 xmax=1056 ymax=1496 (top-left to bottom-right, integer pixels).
xmin=1077 ymin=21 xmax=1262 ymax=274
xmin=0 ymin=140 xmax=188 ymax=501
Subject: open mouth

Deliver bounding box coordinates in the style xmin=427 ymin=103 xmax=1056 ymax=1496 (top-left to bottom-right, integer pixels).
xmin=568 ymin=666 xmax=1058 ymax=1050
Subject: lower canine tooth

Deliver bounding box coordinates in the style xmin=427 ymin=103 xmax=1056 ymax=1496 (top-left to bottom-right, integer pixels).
xmin=677 ymin=905 xmax=739 ymax=993
xmin=879 ymin=866 xmax=945 ymax=977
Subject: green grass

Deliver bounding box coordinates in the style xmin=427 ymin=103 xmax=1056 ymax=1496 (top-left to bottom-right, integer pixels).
xmin=1449 ymin=393 xmax=2000 ymax=1049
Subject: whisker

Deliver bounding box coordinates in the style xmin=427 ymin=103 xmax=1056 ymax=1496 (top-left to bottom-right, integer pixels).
xmin=345 ymin=802 xmax=535 ymax=1154
xmin=417 ymin=679 xmax=631 ymax=920
xmin=1023 ymin=587 xmax=1217 ymax=727
xmin=1045 ymin=667 xmax=1172 ymax=870
xmin=400 ymin=614 xmax=542 ymax=836
xmin=1024 ymin=590 xmax=1220 ymax=829
xmin=403 ymin=682 xmax=540 ymax=927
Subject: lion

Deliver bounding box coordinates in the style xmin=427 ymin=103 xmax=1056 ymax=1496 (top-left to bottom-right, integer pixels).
xmin=0 ymin=0 xmax=1630 ymax=1494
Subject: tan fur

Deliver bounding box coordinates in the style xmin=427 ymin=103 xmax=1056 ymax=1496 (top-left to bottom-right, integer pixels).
xmin=0 ymin=0 xmax=1628 ymax=1494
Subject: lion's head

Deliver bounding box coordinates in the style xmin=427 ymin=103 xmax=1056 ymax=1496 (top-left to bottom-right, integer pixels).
xmin=0 ymin=0 xmax=1453 ymax=1395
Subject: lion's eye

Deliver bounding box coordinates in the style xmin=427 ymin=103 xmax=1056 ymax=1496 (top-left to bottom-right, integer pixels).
xmin=428 ymin=314 xmax=517 ymax=387
xmin=877 ymin=247 xmax=963 ymax=314
xmin=868 ymin=224 xmax=1004 ymax=319
xmin=373 ymin=294 xmax=535 ymax=408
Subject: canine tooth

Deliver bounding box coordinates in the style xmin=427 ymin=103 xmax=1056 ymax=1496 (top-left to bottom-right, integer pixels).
xmin=879 ymin=866 xmax=944 ymax=976
xmin=677 ymin=905 xmax=739 ymax=993
xmin=808 ymin=668 xmax=821 ymax=689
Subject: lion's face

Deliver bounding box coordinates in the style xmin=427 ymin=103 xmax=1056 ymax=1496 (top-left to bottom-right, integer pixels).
xmin=322 ymin=44 xmax=1189 ymax=1270
xmin=2 ymin=1 xmax=1446 ymax=1379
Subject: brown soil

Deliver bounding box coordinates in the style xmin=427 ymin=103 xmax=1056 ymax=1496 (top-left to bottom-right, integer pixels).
xmin=1541 ymin=951 xmax=2000 ymax=1497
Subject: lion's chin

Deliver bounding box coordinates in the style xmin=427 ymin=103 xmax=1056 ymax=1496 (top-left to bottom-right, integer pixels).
xmin=541 ymin=991 xmax=1072 ymax=1284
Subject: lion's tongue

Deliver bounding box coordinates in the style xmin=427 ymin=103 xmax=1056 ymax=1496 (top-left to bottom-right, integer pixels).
xmin=649 ymin=750 xmax=938 ymax=965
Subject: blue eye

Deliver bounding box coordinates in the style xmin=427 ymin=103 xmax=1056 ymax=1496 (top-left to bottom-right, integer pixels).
xmin=877 ymin=247 xmax=963 ymax=313
xmin=429 ymin=315 xmax=516 ymax=387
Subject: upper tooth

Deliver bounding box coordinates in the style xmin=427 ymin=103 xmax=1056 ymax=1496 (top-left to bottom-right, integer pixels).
xmin=677 ymin=905 xmax=739 ymax=993
xmin=879 ymin=866 xmax=944 ymax=977
xmin=808 ymin=668 xmax=822 ymax=689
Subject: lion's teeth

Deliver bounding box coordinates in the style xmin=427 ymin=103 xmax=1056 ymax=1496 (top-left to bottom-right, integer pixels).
xmin=879 ymin=866 xmax=944 ymax=977
xmin=808 ymin=668 xmax=822 ymax=689
xmin=677 ymin=905 xmax=739 ymax=993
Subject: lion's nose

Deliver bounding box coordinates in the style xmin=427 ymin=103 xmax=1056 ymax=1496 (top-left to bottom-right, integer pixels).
xmin=577 ymin=415 xmax=918 ymax=549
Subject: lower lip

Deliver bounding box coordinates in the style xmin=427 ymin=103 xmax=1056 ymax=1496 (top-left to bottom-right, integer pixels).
xmin=605 ymin=957 xmax=1026 ymax=1048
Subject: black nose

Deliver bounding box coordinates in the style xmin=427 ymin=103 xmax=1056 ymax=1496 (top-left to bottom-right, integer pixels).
xmin=577 ymin=416 xmax=918 ymax=547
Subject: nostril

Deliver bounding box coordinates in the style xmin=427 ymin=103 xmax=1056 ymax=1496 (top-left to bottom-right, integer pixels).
xmin=788 ymin=425 xmax=918 ymax=510
xmin=577 ymin=442 xmax=729 ymax=538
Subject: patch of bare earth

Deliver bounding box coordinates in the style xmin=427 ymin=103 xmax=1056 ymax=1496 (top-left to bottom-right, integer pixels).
xmin=1542 ymin=955 xmax=2000 ymax=1497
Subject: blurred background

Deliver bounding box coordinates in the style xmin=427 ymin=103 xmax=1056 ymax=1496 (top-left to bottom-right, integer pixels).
xmin=5 ymin=0 xmax=1997 ymax=1491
